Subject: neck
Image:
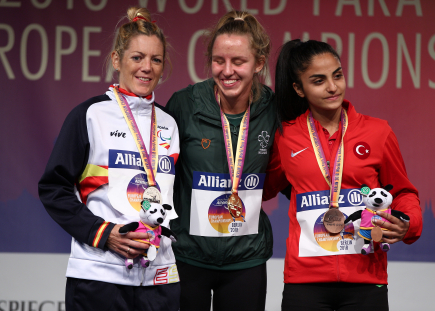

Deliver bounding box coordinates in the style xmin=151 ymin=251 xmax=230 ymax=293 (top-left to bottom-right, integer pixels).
xmin=310 ymin=106 xmax=342 ymax=135
xmin=115 ymin=85 xmax=153 ymax=100
xmin=218 ymin=90 xmax=250 ymax=115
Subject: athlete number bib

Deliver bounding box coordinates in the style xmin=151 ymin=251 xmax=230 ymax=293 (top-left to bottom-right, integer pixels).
xmin=190 ymin=171 xmax=265 ymax=237
xmin=297 ymin=188 xmax=366 ymax=256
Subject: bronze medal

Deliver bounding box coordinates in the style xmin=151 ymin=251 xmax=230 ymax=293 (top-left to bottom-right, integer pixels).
xmin=143 ymin=186 xmax=162 ymax=204
xmin=227 ymin=193 xmax=243 ymax=219
xmin=371 ymin=226 xmax=383 ymax=242
xmin=323 ymin=208 xmax=345 ymax=234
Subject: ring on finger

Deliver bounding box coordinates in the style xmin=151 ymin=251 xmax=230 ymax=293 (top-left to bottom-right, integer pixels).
xmin=127 ymin=247 xmax=130 ymax=255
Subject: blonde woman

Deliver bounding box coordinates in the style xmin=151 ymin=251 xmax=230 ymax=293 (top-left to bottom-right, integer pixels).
xmin=39 ymin=7 xmax=180 ymax=311
xmin=166 ymin=10 xmax=276 ymax=311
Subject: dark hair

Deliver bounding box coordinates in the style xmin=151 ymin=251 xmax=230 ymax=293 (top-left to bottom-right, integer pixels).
xmin=275 ymin=39 xmax=340 ymax=127
xmin=204 ymin=10 xmax=270 ymax=102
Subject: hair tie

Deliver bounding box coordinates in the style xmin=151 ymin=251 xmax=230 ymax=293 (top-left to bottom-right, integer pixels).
xmin=132 ymin=14 xmax=156 ymax=24
xmin=234 ymin=17 xmax=244 ymax=21
xmin=132 ymin=15 xmax=148 ymax=23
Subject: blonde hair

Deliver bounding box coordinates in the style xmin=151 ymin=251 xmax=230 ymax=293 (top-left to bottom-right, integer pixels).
xmin=112 ymin=7 xmax=172 ymax=79
xmin=204 ymin=11 xmax=271 ymax=101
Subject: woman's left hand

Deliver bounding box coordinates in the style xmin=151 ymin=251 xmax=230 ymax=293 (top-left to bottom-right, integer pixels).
xmin=375 ymin=211 xmax=410 ymax=244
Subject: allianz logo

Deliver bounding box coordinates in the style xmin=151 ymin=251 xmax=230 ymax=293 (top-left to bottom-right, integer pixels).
xmin=300 ymin=189 xmax=363 ymax=208
xmin=114 ymin=152 xmax=142 ymax=167
xmin=197 ymin=174 xmax=260 ymax=189
xmin=113 ymin=152 xmax=172 ymax=173
xmin=158 ymin=156 xmax=172 ymax=173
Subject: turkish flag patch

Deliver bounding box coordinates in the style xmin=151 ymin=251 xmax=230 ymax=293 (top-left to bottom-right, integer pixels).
xmin=353 ymin=142 xmax=370 ymax=159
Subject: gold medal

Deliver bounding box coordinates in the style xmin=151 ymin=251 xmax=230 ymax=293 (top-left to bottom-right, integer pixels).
xmin=227 ymin=193 xmax=243 ymax=219
xmin=215 ymin=87 xmax=251 ymax=222
xmin=371 ymin=226 xmax=383 ymax=242
xmin=143 ymin=186 xmax=162 ymax=204
xmin=323 ymin=208 xmax=345 ymax=234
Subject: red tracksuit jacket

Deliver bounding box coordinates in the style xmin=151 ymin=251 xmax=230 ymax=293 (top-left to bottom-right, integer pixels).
xmin=263 ymin=100 xmax=422 ymax=284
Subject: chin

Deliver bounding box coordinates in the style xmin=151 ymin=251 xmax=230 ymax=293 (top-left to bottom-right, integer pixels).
xmin=135 ymin=89 xmax=152 ymax=97
xmin=218 ymin=86 xmax=244 ymax=100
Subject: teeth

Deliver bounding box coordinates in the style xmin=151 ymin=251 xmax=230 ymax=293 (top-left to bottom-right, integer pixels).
xmin=138 ymin=77 xmax=150 ymax=82
xmin=223 ymin=80 xmax=237 ymax=85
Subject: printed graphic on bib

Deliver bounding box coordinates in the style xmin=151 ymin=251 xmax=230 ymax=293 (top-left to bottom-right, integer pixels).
xmin=297 ymin=189 xmax=366 ymax=257
xmin=126 ymin=173 xmax=161 ymax=212
xmin=314 ymin=211 xmax=356 ymax=252
xmin=190 ymin=171 xmax=264 ymax=237
xmin=108 ymin=149 xmax=175 ymax=216
xmin=208 ymin=193 xmax=246 ymax=233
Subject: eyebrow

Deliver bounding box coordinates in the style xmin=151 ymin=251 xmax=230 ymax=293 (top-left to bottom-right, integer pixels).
xmin=132 ymin=51 xmax=163 ymax=57
xmin=309 ymin=67 xmax=342 ymax=79
xmin=212 ymin=55 xmax=248 ymax=61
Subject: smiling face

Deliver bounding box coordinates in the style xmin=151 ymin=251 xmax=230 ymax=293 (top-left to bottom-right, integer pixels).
xmin=112 ymin=35 xmax=164 ymax=97
xmin=293 ymin=53 xmax=345 ymax=118
xmin=211 ymin=34 xmax=264 ymax=110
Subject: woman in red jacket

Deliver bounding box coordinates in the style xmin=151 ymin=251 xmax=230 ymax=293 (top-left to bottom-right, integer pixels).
xmin=264 ymin=39 xmax=422 ymax=310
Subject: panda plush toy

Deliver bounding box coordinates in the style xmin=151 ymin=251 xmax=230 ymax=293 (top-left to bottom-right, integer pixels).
xmin=119 ymin=200 xmax=177 ymax=269
xmin=344 ymin=184 xmax=410 ymax=255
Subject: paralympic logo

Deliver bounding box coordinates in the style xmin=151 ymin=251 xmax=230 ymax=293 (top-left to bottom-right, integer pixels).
xmin=158 ymin=130 xmax=171 ymax=150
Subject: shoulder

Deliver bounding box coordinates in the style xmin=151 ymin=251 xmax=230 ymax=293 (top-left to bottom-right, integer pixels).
xmin=355 ymin=113 xmax=392 ymax=137
xmin=251 ymin=84 xmax=276 ymax=123
xmin=77 ymin=94 xmax=111 ymax=111
xmin=155 ymin=102 xmax=178 ymax=127
xmin=259 ymin=84 xmax=275 ymax=103
xmin=65 ymin=94 xmax=111 ymax=122
xmin=281 ymin=111 xmax=305 ymax=132
xmin=167 ymin=79 xmax=214 ymax=111
xmin=361 ymin=114 xmax=390 ymax=129
xmin=346 ymin=100 xmax=392 ymax=135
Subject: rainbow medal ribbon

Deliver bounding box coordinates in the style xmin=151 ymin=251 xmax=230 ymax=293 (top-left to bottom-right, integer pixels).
xmin=113 ymin=87 xmax=161 ymax=204
xmin=307 ymin=108 xmax=348 ymax=234
xmin=216 ymin=87 xmax=251 ymax=222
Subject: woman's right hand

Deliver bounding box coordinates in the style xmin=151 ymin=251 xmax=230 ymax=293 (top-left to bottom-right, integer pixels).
xmin=106 ymin=224 xmax=151 ymax=259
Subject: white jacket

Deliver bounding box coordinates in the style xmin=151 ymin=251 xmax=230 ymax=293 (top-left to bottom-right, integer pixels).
xmin=39 ymin=86 xmax=180 ymax=286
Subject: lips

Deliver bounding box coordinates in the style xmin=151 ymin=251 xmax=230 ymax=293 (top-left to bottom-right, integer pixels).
xmin=325 ymin=94 xmax=340 ymax=100
xmin=221 ymin=79 xmax=239 ymax=87
xmin=137 ymin=77 xmax=151 ymax=82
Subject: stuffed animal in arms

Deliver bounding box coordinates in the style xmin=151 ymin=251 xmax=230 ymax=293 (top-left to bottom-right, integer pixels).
xmin=344 ymin=184 xmax=410 ymax=255
xmin=119 ymin=200 xmax=177 ymax=269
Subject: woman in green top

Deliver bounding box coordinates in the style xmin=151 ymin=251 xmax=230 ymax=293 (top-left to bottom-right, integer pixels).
xmin=166 ymin=10 xmax=276 ymax=311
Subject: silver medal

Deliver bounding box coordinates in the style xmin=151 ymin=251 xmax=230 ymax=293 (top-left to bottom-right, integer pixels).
xmin=143 ymin=186 xmax=162 ymax=204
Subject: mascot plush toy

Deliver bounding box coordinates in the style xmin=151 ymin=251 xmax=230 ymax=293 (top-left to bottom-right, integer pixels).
xmin=119 ymin=200 xmax=177 ymax=269
xmin=344 ymin=184 xmax=410 ymax=255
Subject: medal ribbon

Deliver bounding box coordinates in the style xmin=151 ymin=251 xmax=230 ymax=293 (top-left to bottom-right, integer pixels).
xmin=307 ymin=108 xmax=348 ymax=208
xmin=215 ymin=88 xmax=251 ymax=195
xmin=113 ymin=87 xmax=158 ymax=187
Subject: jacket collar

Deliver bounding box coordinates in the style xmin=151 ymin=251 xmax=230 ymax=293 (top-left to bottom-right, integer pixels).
xmin=191 ymin=79 xmax=274 ymax=124
xmin=291 ymin=99 xmax=359 ymax=129
xmin=106 ymin=85 xmax=154 ymax=115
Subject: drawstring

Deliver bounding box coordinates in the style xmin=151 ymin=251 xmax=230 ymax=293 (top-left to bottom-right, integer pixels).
xmin=140 ymin=265 xmax=146 ymax=286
